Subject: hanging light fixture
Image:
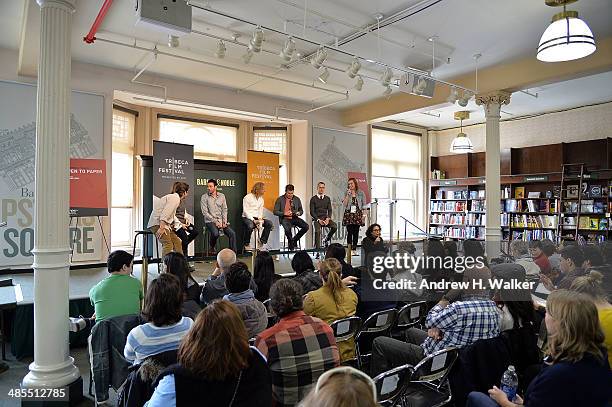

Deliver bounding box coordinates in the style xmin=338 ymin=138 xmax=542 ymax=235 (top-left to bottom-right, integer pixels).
xmin=311 ymin=47 xmax=328 ymax=69
xmin=248 ymin=26 xmax=265 ymax=53
xmin=447 ymin=87 xmax=459 ymax=104
xmin=383 ymin=86 xmax=392 ymax=97
xmin=380 ymin=67 xmax=393 ymax=87
xmin=346 ymin=57 xmax=362 ymax=78
xmin=450 ymin=111 xmax=474 ymax=153
xmin=318 ymin=67 xmax=330 ymax=84
xmin=537 ymin=0 xmax=596 ymax=62
xmin=279 ymin=37 xmax=296 ymax=61
xmin=354 ymin=75 xmax=364 ymax=91
xmin=214 ymin=40 xmax=226 ymax=59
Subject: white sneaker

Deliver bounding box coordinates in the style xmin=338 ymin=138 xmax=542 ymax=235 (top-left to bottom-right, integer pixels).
xmin=244 ymin=245 xmax=253 ymax=251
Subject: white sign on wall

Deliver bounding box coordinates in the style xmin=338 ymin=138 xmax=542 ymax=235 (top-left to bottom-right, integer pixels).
xmin=0 ymin=81 xmax=105 ymax=268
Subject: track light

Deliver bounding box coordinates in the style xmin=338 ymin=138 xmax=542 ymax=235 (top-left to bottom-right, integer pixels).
xmin=168 ymin=35 xmax=179 ymax=48
xmin=243 ymin=48 xmax=253 ymax=64
xmin=311 ymin=47 xmax=328 ymax=69
xmin=354 ymin=75 xmax=364 ymax=91
xmin=214 ymin=40 xmax=226 ymax=59
xmin=380 ymin=67 xmax=393 ymax=87
xmin=383 ymin=86 xmax=392 ymax=97
xmin=457 ymin=91 xmax=473 ymax=107
xmin=318 ymin=67 xmax=330 ymax=84
xmin=346 ymin=57 xmax=361 ymax=78
xmin=414 ymin=76 xmax=428 ymax=94
xmin=447 ymin=87 xmax=459 ymax=104
xmin=248 ymin=27 xmax=264 ymax=53
xmin=279 ymin=37 xmax=296 ymax=62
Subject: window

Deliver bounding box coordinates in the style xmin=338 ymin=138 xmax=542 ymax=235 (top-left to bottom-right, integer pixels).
xmin=371 ymin=127 xmax=423 ymax=239
xmin=158 ymin=116 xmax=238 ymax=161
xmin=111 ymin=108 xmax=136 ymax=247
xmin=253 ymin=127 xmax=288 ymax=193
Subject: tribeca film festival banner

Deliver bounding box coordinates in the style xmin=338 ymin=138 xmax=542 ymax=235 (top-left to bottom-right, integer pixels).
xmin=312 ymin=127 xmax=368 ymax=243
xmin=193 ymin=162 xmax=247 ymax=255
xmin=0 ymin=81 xmax=104 ymax=268
xmin=247 ymin=150 xmax=280 ymax=249
xmin=152 ymin=140 xmax=194 ymax=216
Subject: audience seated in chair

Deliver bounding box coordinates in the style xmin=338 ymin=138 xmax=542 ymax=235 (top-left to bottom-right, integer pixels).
xmin=540 ymin=245 xmax=587 ymax=291
xmin=304 ymin=258 xmax=358 ymax=363
xmin=570 ymin=271 xmax=612 ymax=367
xmin=162 ymin=252 xmax=202 ymax=318
xmin=298 ymin=366 xmax=378 ymax=407
xmin=466 ymin=290 xmax=612 ymax=407
xmin=90 ymin=250 xmax=143 ymax=322
xmin=224 ymin=261 xmax=268 ymax=338
xmin=124 ymin=273 xmax=193 ymax=365
xmin=200 ymin=249 xmax=257 ymax=306
xmin=510 ymin=240 xmax=541 ymax=277
xmin=255 ymin=279 xmax=340 ymax=407
xmin=529 ymin=240 xmax=551 ymax=276
xmin=370 ymin=267 xmax=500 ymax=377
xmin=254 ymin=251 xmax=282 ymax=302
xmin=146 ymin=300 xmax=272 ymax=407
xmin=291 ymin=250 xmax=323 ymax=294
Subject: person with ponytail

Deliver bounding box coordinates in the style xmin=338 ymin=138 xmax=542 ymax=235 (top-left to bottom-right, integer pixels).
xmin=571 ymin=270 xmax=612 ymax=366
xmin=304 ymin=258 xmax=358 ymax=362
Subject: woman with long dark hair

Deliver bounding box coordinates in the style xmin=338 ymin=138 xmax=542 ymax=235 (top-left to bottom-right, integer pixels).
xmin=146 ymin=300 xmax=272 ymax=406
xmin=291 ymin=250 xmax=322 ymax=294
xmin=253 ymin=251 xmax=281 ymax=302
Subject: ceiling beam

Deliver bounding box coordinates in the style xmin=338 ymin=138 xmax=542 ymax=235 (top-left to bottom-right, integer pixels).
xmin=341 ymin=36 xmax=612 ymax=126
xmin=18 ymin=0 xmax=40 ymax=77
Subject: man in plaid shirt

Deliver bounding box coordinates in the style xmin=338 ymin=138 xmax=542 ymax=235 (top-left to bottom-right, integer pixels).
xmin=256 ymin=279 xmax=340 ymax=406
xmin=371 ymin=267 xmax=500 ymax=376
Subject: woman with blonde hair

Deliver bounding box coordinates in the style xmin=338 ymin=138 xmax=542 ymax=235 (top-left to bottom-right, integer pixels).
xmin=304 ymin=258 xmax=358 ymax=362
xmin=571 ymin=270 xmax=612 ymax=366
xmin=467 ymin=289 xmax=612 ymax=407
xmin=242 ymin=181 xmax=273 ymax=251
xmin=299 ymin=366 xmax=378 ymax=407
xmin=146 ymin=300 xmax=272 ymax=406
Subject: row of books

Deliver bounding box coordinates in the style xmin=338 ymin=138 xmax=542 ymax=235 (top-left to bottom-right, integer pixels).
xmin=511 ymin=230 xmax=556 ymax=241
xmin=430 ymin=201 xmax=466 ymax=212
xmin=562 ymin=200 xmax=606 ymax=214
xmin=504 ymin=199 xmax=557 ymax=213
xmin=562 ymin=216 xmax=609 ymax=230
xmin=429 ymin=226 xmax=485 ymax=239
xmin=505 ymin=214 xmax=558 ymax=228
xmin=471 ymin=201 xmax=486 ymax=212
xmin=429 ymin=213 xmax=485 ymax=226
xmin=433 ymin=190 xmax=486 ymax=200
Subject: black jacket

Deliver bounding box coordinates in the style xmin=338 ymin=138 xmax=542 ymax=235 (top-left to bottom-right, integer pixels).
xmin=118 ymin=350 xmax=178 ymax=407
xmin=273 ymin=195 xmax=304 ymax=221
xmin=309 ymin=195 xmax=332 ymax=220
xmin=293 ymin=270 xmax=323 ymax=294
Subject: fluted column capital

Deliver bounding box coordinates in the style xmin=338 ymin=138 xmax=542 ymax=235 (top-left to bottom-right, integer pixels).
xmin=36 ymin=0 xmax=75 ymax=11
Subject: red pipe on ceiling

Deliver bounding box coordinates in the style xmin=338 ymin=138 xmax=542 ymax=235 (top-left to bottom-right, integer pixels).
xmin=83 ymin=0 xmax=114 ymax=44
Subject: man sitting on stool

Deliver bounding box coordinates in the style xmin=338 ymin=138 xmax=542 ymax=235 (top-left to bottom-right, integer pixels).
xmin=242 ymin=182 xmax=273 ymax=251
xmin=201 ymin=179 xmax=237 ymax=253
xmin=309 ymin=181 xmax=337 ymax=250
xmin=274 ymin=184 xmax=309 ymax=251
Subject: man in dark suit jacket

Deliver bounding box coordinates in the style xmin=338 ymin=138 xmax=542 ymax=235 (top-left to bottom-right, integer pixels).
xmin=273 ymin=184 xmax=309 ymax=250
xmin=309 ymin=181 xmax=337 ymax=249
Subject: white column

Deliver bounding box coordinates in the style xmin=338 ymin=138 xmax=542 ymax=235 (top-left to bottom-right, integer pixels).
xmin=475 ymin=91 xmax=511 ymax=259
xmin=23 ymin=0 xmax=80 ymax=389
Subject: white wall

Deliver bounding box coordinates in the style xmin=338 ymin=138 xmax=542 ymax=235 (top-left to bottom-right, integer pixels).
xmin=0 ymin=47 xmax=366 ymax=253
xmin=430 ymin=102 xmax=612 ymax=156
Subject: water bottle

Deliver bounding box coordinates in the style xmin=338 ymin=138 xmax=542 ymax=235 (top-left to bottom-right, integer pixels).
xmin=500 ymin=365 xmax=518 ymax=402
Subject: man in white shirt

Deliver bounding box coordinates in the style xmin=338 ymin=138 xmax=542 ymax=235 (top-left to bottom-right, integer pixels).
xmin=242 ymin=182 xmax=273 ymax=251
xmin=147 ymin=182 xmax=189 ymax=256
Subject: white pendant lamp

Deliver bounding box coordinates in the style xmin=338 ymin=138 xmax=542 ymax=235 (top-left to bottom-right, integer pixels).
xmin=450 ymin=111 xmax=474 ymax=153
xmin=537 ymin=0 xmax=596 ymax=62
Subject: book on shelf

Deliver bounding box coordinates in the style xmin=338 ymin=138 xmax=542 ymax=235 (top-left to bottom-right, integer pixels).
xmin=563 ymin=216 xmax=576 ymax=226
xmin=578 ymin=216 xmax=590 ymax=230
xmin=567 ymin=184 xmax=579 ymax=198
xmin=589 ymin=218 xmax=599 ymax=230
xmin=515 ymin=187 xmax=525 ymax=199
xmin=527 ymin=191 xmax=541 ymax=198
xmin=501 ymin=186 xmax=511 ymax=199
xmin=599 ymin=219 xmax=609 ymax=230
xmin=580 ymin=199 xmax=594 ymax=213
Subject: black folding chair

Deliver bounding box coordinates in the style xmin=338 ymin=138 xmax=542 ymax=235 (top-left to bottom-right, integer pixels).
xmin=392 ymin=301 xmax=428 ymax=340
xmin=373 ymin=363 xmax=414 ymax=406
xmin=330 ymin=316 xmax=362 ymax=365
xmin=355 ymin=308 xmax=397 ymax=370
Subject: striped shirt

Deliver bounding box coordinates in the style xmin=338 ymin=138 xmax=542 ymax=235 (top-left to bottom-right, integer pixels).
xmin=255 ymin=311 xmax=339 ymax=407
xmin=422 ymin=297 xmax=500 ymax=355
xmin=124 ymin=317 xmax=193 ymax=364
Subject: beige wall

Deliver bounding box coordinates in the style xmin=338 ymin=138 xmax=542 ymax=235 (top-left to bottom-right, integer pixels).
xmin=430 ymin=101 xmax=612 ymax=156
xmin=0 ymin=46 xmax=366 ymax=250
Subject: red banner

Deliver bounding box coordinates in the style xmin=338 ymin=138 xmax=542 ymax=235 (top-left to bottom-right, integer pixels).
xmin=70 ymin=158 xmax=108 ymax=217
xmin=348 ymin=171 xmax=370 ymax=204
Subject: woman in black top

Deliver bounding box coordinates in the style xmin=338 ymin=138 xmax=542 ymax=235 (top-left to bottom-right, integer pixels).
xmin=360 ymin=223 xmax=386 ymax=259
xmin=162 ymin=252 xmax=202 ymax=318
xmin=253 ymin=251 xmax=282 ymax=302
xmin=148 ymin=300 xmax=272 ymax=407
xmin=291 ymin=250 xmax=322 ymax=294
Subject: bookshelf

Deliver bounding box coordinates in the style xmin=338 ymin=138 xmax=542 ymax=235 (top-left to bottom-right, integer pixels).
xmin=430 ymin=138 xmax=612 ymax=245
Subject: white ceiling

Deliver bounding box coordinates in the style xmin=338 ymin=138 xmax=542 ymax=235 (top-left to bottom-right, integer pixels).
xmin=0 ymin=0 xmax=611 ymax=117
xmin=385 ymin=71 xmax=612 ymax=129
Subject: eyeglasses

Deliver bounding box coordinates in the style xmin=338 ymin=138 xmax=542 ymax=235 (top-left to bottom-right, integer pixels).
xmin=372 ymin=228 xmax=381 ymax=232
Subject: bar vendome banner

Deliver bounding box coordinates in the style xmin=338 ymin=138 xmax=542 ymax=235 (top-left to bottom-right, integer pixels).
xmin=152 ymin=140 xmax=194 ymax=215
xmin=247 ymin=150 xmax=280 ymax=249
xmin=0 ymin=81 xmax=104 ymax=268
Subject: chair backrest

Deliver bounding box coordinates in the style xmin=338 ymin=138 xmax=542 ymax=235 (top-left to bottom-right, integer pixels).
xmin=396 ymin=301 xmax=427 ymax=330
xmin=411 ymin=347 xmax=459 ymax=388
xmin=0 ymin=278 xmax=13 ymax=287
xmin=358 ymin=308 xmax=397 ymax=335
xmin=373 ymin=363 xmax=414 ymax=405
xmin=262 ymin=298 xmax=272 ymax=312
xmin=330 ymin=316 xmax=362 ymax=343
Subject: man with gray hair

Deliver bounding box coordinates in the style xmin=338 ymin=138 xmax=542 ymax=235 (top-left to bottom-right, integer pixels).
xmin=200 ymin=248 xmax=257 ymax=305
xmin=510 ymin=240 xmax=541 ymax=276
